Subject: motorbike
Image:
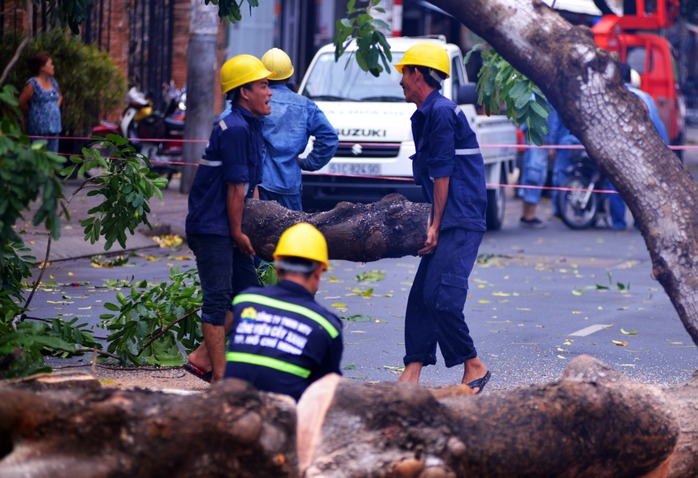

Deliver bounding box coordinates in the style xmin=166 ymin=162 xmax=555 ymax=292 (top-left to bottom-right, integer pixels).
xmin=556 ymin=149 xmax=611 ymax=229
xmin=91 ymin=82 xmax=186 ymax=183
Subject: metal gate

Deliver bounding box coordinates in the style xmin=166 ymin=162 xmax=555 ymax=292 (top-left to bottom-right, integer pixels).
xmin=82 ymin=0 xmax=176 ymax=112
xmin=127 ymin=0 xmax=175 ymax=111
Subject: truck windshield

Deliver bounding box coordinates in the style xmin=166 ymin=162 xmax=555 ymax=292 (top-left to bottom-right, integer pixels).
xmin=302 ymin=52 xmax=406 ymax=102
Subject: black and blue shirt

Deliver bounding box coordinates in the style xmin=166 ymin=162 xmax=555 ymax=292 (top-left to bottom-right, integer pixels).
xmin=411 ymin=90 xmax=487 ymax=232
xmin=225 ymin=280 xmax=343 ymax=401
xmin=185 ymin=105 xmax=265 ymax=237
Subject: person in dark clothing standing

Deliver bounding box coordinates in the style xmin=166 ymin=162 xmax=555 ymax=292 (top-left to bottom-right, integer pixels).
xmin=184 ymin=55 xmax=274 ymax=384
xmin=393 ymin=42 xmax=491 ymax=393
xmin=225 ymin=222 xmax=343 ymax=401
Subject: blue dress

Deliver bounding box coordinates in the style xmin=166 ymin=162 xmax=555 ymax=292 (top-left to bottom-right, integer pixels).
xmin=26 ymin=77 xmax=62 ymax=152
xmin=26 ymin=77 xmax=62 ymax=135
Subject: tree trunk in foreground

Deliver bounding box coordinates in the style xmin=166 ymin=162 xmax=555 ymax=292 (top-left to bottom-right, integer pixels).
xmin=243 ymin=194 xmax=430 ymax=262
xmin=1 ymin=356 xmax=697 ymax=477
xmin=427 ymin=0 xmax=698 ymax=345
xmin=0 ymin=379 xmax=298 ymax=478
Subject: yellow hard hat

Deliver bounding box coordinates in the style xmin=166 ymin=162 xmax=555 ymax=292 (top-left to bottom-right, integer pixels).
xmin=273 ymin=222 xmax=328 ymax=269
xmin=220 ymin=54 xmax=275 ymax=94
xmin=394 ymin=42 xmax=450 ymax=79
xmin=261 ymin=48 xmax=295 ymax=81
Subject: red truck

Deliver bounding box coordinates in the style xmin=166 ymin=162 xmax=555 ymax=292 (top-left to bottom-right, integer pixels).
xmin=592 ymin=0 xmax=685 ymax=149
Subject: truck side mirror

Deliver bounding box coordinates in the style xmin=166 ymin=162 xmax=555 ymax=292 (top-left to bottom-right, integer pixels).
xmin=455 ymin=83 xmax=478 ymax=105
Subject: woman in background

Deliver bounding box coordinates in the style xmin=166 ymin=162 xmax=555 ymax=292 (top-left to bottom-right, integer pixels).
xmin=19 ymin=52 xmax=62 ymax=153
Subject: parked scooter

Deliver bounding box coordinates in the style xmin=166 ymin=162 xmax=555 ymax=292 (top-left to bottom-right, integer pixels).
xmin=556 ymin=149 xmax=611 ymax=229
xmin=91 ymin=82 xmax=186 ymax=183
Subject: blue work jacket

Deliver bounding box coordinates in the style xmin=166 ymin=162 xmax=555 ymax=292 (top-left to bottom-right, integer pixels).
xmin=225 ymin=280 xmax=344 ymax=401
xmin=411 ymin=90 xmax=487 ymax=232
xmin=185 ymin=105 xmax=264 ymax=236
xmin=260 ymin=84 xmax=338 ymax=195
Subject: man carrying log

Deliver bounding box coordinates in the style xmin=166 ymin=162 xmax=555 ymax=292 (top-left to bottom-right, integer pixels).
xmin=184 ymin=55 xmax=275 ymax=384
xmin=394 ymin=42 xmax=491 ymax=393
xmin=225 ymin=223 xmax=344 ymax=401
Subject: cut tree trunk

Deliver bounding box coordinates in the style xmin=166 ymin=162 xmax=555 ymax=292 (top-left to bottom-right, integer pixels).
xmin=0 ymin=379 xmax=298 ymax=478
xmin=2 ymin=356 xmax=697 ymax=477
xmin=298 ymin=356 xmax=695 ymax=478
xmin=243 ymin=194 xmax=430 ymax=262
xmin=426 ymin=0 xmax=698 ymax=346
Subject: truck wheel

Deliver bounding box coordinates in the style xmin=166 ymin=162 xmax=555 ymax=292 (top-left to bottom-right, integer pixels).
xmin=486 ymin=180 xmax=506 ymax=231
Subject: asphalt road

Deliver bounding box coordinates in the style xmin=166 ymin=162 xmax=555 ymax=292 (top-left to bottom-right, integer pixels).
xmin=24 ymin=127 xmax=698 ymax=392
xmin=30 ymin=189 xmax=698 ymax=393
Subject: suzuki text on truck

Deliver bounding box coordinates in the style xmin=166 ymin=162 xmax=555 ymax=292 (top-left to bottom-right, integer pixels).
xmin=297 ymin=37 xmax=518 ymax=230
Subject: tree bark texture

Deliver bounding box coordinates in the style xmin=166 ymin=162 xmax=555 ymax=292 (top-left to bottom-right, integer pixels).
xmin=425 ymin=0 xmax=698 ymax=346
xmin=298 ymin=356 xmax=687 ymax=478
xmin=243 ymin=194 xmax=430 ymax=263
xmin=0 ymin=379 xmax=298 ymax=478
xmin=2 ymin=357 xmax=698 ymax=477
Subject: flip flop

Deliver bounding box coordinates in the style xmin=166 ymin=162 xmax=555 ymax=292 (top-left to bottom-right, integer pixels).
xmin=182 ymin=362 xmax=213 ymax=383
xmin=467 ymin=370 xmax=491 ymax=394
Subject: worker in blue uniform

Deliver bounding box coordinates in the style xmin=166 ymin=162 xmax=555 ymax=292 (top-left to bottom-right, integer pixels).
xmin=258 ymin=48 xmax=338 ymax=211
xmin=393 ymin=42 xmax=491 ymax=393
xmin=184 ymin=54 xmax=275 ymax=384
xmin=225 ymin=222 xmax=343 ymax=401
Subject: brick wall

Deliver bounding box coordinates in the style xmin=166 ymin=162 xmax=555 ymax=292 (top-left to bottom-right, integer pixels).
xmin=6 ymin=0 xmax=230 ymax=121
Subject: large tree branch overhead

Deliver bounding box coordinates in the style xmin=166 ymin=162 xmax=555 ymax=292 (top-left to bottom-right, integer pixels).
xmin=426 ymin=0 xmax=698 ymax=347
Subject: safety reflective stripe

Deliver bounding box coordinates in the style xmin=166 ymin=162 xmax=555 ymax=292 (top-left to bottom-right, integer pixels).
xmin=199 ymin=158 xmax=222 ymax=167
xmin=455 ymin=148 xmax=481 ymax=155
xmin=226 ymin=352 xmax=311 ymax=378
xmin=233 ymin=293 xmax=339 ymax=338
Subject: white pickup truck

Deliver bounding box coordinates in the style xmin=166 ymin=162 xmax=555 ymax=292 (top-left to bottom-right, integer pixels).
xmin=298 ymin=36 xmax=517 ymax=230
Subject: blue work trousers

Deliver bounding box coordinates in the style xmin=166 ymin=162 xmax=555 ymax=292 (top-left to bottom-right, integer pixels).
xmin=403 ymin=229 xmax=484 ymax=368
xmin=552 ymin=148 xmax=574 ymax=216
xmin=518 ymin=147 xmax=548 ymax=205
xmin=259 ymin=187 xmax=303 ymax=212
xmin=604 ymin=180 xmax=627 ymax=229
xmin=188 ymin=234 xmax=260 ymax=326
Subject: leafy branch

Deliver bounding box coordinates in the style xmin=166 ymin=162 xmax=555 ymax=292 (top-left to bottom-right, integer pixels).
xmin=465 ymin=45 xmax=551 ymax=145
xmin=334 ymin=0 xmax=392 ymax=77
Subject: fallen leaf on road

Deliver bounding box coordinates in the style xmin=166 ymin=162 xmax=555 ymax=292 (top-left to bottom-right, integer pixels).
xmin=620 ymin=328 xmax=637 ymax=335
xmin=612 ymin=340 xmax=628 ymax=346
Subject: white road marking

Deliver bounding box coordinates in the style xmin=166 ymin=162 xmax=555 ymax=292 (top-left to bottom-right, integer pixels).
xmin=569 ymin=324 xmax=613 ymax=337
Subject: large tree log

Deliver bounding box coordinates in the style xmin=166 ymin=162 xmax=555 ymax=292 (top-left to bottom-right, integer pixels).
xmin=2 ymin=357 xmax=698 ymax=477
xmin=425 ymin=0 xmax=698 ymax=345
xmin=297 ymin=356 xmax=684 ymax=477
xmin=243 ymin=194 xmax=430 ymax=262
xmin=0 ymin=379 xmax=298 ymax=478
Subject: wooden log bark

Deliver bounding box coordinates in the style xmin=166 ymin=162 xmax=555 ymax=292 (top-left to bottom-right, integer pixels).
xmin=2 ymin=357 xmax=698 ymax=477
xmin=242 ymin=194 xmax=430 ymax=263
xmin=0 ymin=379 xmax=298 ymax=478
xmin=297 ymin=356 xmax=683 ymax=478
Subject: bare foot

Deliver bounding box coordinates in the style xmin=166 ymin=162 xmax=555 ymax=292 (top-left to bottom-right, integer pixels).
xmin=397 ymin=362 xmax=423 ymax=383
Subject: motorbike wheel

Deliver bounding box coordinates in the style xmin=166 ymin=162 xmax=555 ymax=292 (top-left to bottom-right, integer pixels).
xmin=556 ymin=176 xmax=598 ymax=230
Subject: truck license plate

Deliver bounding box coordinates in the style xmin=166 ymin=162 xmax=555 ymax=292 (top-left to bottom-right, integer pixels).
xmin=329 ymin=163 xmax=381 ymax=175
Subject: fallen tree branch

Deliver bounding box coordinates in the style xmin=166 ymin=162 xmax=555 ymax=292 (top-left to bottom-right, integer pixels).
xmin=243 ymin=194 xmax=430 ymax=263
